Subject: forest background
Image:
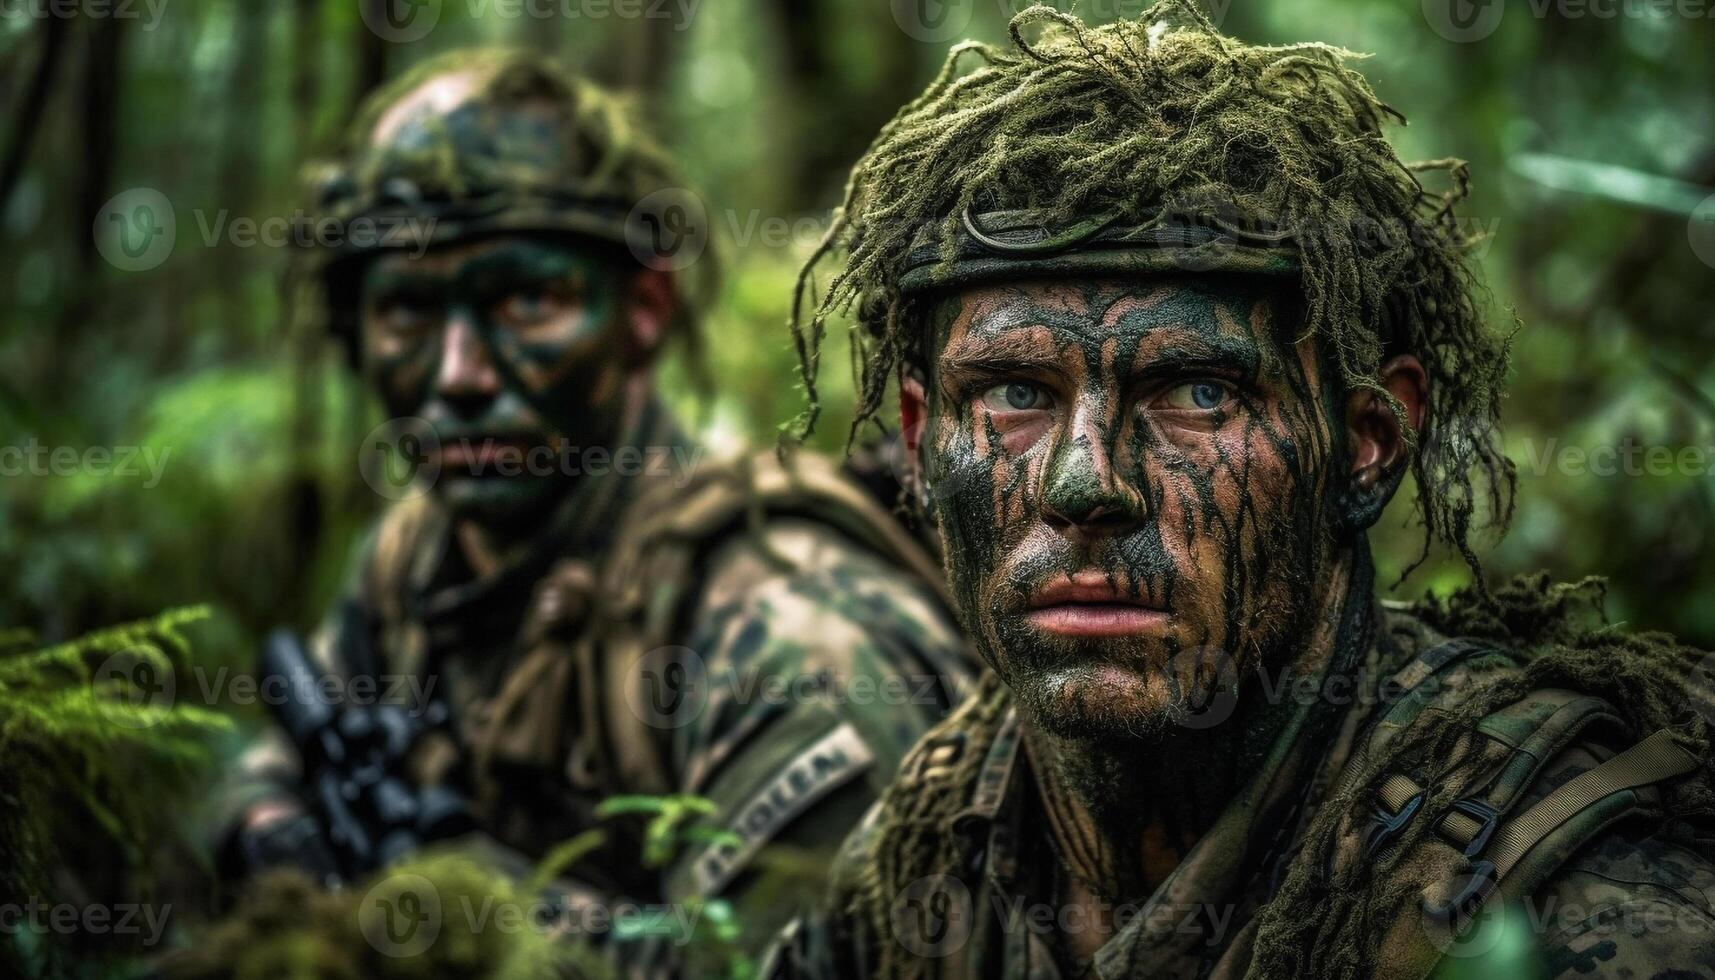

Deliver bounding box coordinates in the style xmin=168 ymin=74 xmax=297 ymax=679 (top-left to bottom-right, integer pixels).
xmin=2 ymin=0 xmax=1714 ymax=974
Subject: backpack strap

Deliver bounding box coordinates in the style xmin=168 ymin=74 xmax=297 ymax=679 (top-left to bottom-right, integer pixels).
xmin=1337 ymin=641 xmax=1701 ymax=978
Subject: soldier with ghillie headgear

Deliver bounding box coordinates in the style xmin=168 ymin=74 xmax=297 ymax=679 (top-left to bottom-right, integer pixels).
xmin=211 ymin=48 xmax=973 ymax=973
xmin=766 ymin=4 xmax=1715 ymax=978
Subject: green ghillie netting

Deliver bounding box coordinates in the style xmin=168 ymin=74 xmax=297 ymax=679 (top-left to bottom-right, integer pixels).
xmin=844 ymin=577 xmax=1715 ymax=978
xmin=789 ymin=0 xmax=1514 ymax=577
xmin=1249 ymin=573 xmax=1715 ymax=979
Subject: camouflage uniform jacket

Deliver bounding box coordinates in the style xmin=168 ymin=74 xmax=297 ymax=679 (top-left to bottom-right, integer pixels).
xmin=223 ymin=407 xmax=975 ymax=966
xmin=767 ymin=603 xmax=1715 ymax=980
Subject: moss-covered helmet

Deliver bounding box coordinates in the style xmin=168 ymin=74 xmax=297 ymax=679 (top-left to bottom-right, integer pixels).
xmin=306 ymin=48 xmax=701 ymax=354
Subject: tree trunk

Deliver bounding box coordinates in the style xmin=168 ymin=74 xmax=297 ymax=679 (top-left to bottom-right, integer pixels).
xmin=0 ymin=2 xmax=73 ymax=219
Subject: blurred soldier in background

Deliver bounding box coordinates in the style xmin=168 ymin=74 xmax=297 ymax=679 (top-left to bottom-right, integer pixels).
xmin=212 ymin=48 xmax=971 ymax=973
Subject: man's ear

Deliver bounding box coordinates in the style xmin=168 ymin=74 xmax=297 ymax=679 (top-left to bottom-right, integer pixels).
xmin=1341 ymin=354 xmax=1427 ymax=527
xmin=621 ymin=266 xmax=678 ymax=368
xmin=899 ymin=370 xmax=928 ymax=487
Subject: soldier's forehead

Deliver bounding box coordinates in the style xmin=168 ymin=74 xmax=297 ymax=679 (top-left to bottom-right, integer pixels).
xmin=371 ymin=69 xmax=492 ymax=146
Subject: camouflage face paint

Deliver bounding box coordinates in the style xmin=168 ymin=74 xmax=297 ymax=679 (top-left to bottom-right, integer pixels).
xmin=919 ymin=277 xmax=1350 ymax=738
xmin=359 ymin=235 xmax=632 ymax=526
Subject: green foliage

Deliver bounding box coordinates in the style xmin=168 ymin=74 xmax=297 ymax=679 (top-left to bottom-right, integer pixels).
xmin=593 ymin=793 xmax=742 ymax=868
xmin=0 ymin=607 xmax=232 ymax=975
xmin=169 ymin=794 xmax=757 ymax=980
xmin=1 ymin=359 xmax=371 ymax=656
xmin=164 ymin=855 xmax=579 ymax=980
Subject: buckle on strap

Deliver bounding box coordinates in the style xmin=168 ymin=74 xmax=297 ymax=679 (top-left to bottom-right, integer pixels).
xmin=1424 ymin=730 xmax=1699 ymax=938
xmin=1364 ymin=788 xmax=1426 ymax=860
xmin=1443 ymin=797 xmax=1501 ymax=858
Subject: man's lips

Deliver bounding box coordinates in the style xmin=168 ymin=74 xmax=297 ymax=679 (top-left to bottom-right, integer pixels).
xmin=1024 ymin=572 xmax=1168 ymax=638
xmin=434 ymin=435 xmax=548 ymax=473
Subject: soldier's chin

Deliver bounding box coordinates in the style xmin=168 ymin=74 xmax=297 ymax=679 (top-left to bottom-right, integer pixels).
xmin=1013 ymin=662 xmax=1194 ymax=740
xmin=437 ymin=472 xmax=564 ymax=528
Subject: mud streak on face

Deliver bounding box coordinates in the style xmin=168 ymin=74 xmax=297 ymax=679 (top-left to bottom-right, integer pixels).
xmin=919 ymin=277 xmax=1348 ymax=738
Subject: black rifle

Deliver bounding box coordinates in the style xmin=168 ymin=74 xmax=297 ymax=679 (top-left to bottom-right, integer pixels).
xmin=258 ymin=628 xmax=473 ymax=882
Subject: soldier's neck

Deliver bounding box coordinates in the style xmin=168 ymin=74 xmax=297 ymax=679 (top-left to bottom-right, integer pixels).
xmin=1026 ymin=548 xmax=1371 ymax=910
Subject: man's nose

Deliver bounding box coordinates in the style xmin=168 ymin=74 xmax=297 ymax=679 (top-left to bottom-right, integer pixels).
xmin=434 ymin=313 xmax=501 ymax=417
xmin=1041 ymin=431 xmax=1146 ymax=536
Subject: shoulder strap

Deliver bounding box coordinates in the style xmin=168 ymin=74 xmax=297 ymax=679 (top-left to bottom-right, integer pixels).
xmin=1339 ymin=641 xmax=1700 ymax=978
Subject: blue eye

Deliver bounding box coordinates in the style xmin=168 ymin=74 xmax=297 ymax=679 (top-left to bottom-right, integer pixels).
xmin=1161 ymin=380 xmax=1230 ymax=412
xmin=981 ymin=382 xmax=1051 ymax=412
